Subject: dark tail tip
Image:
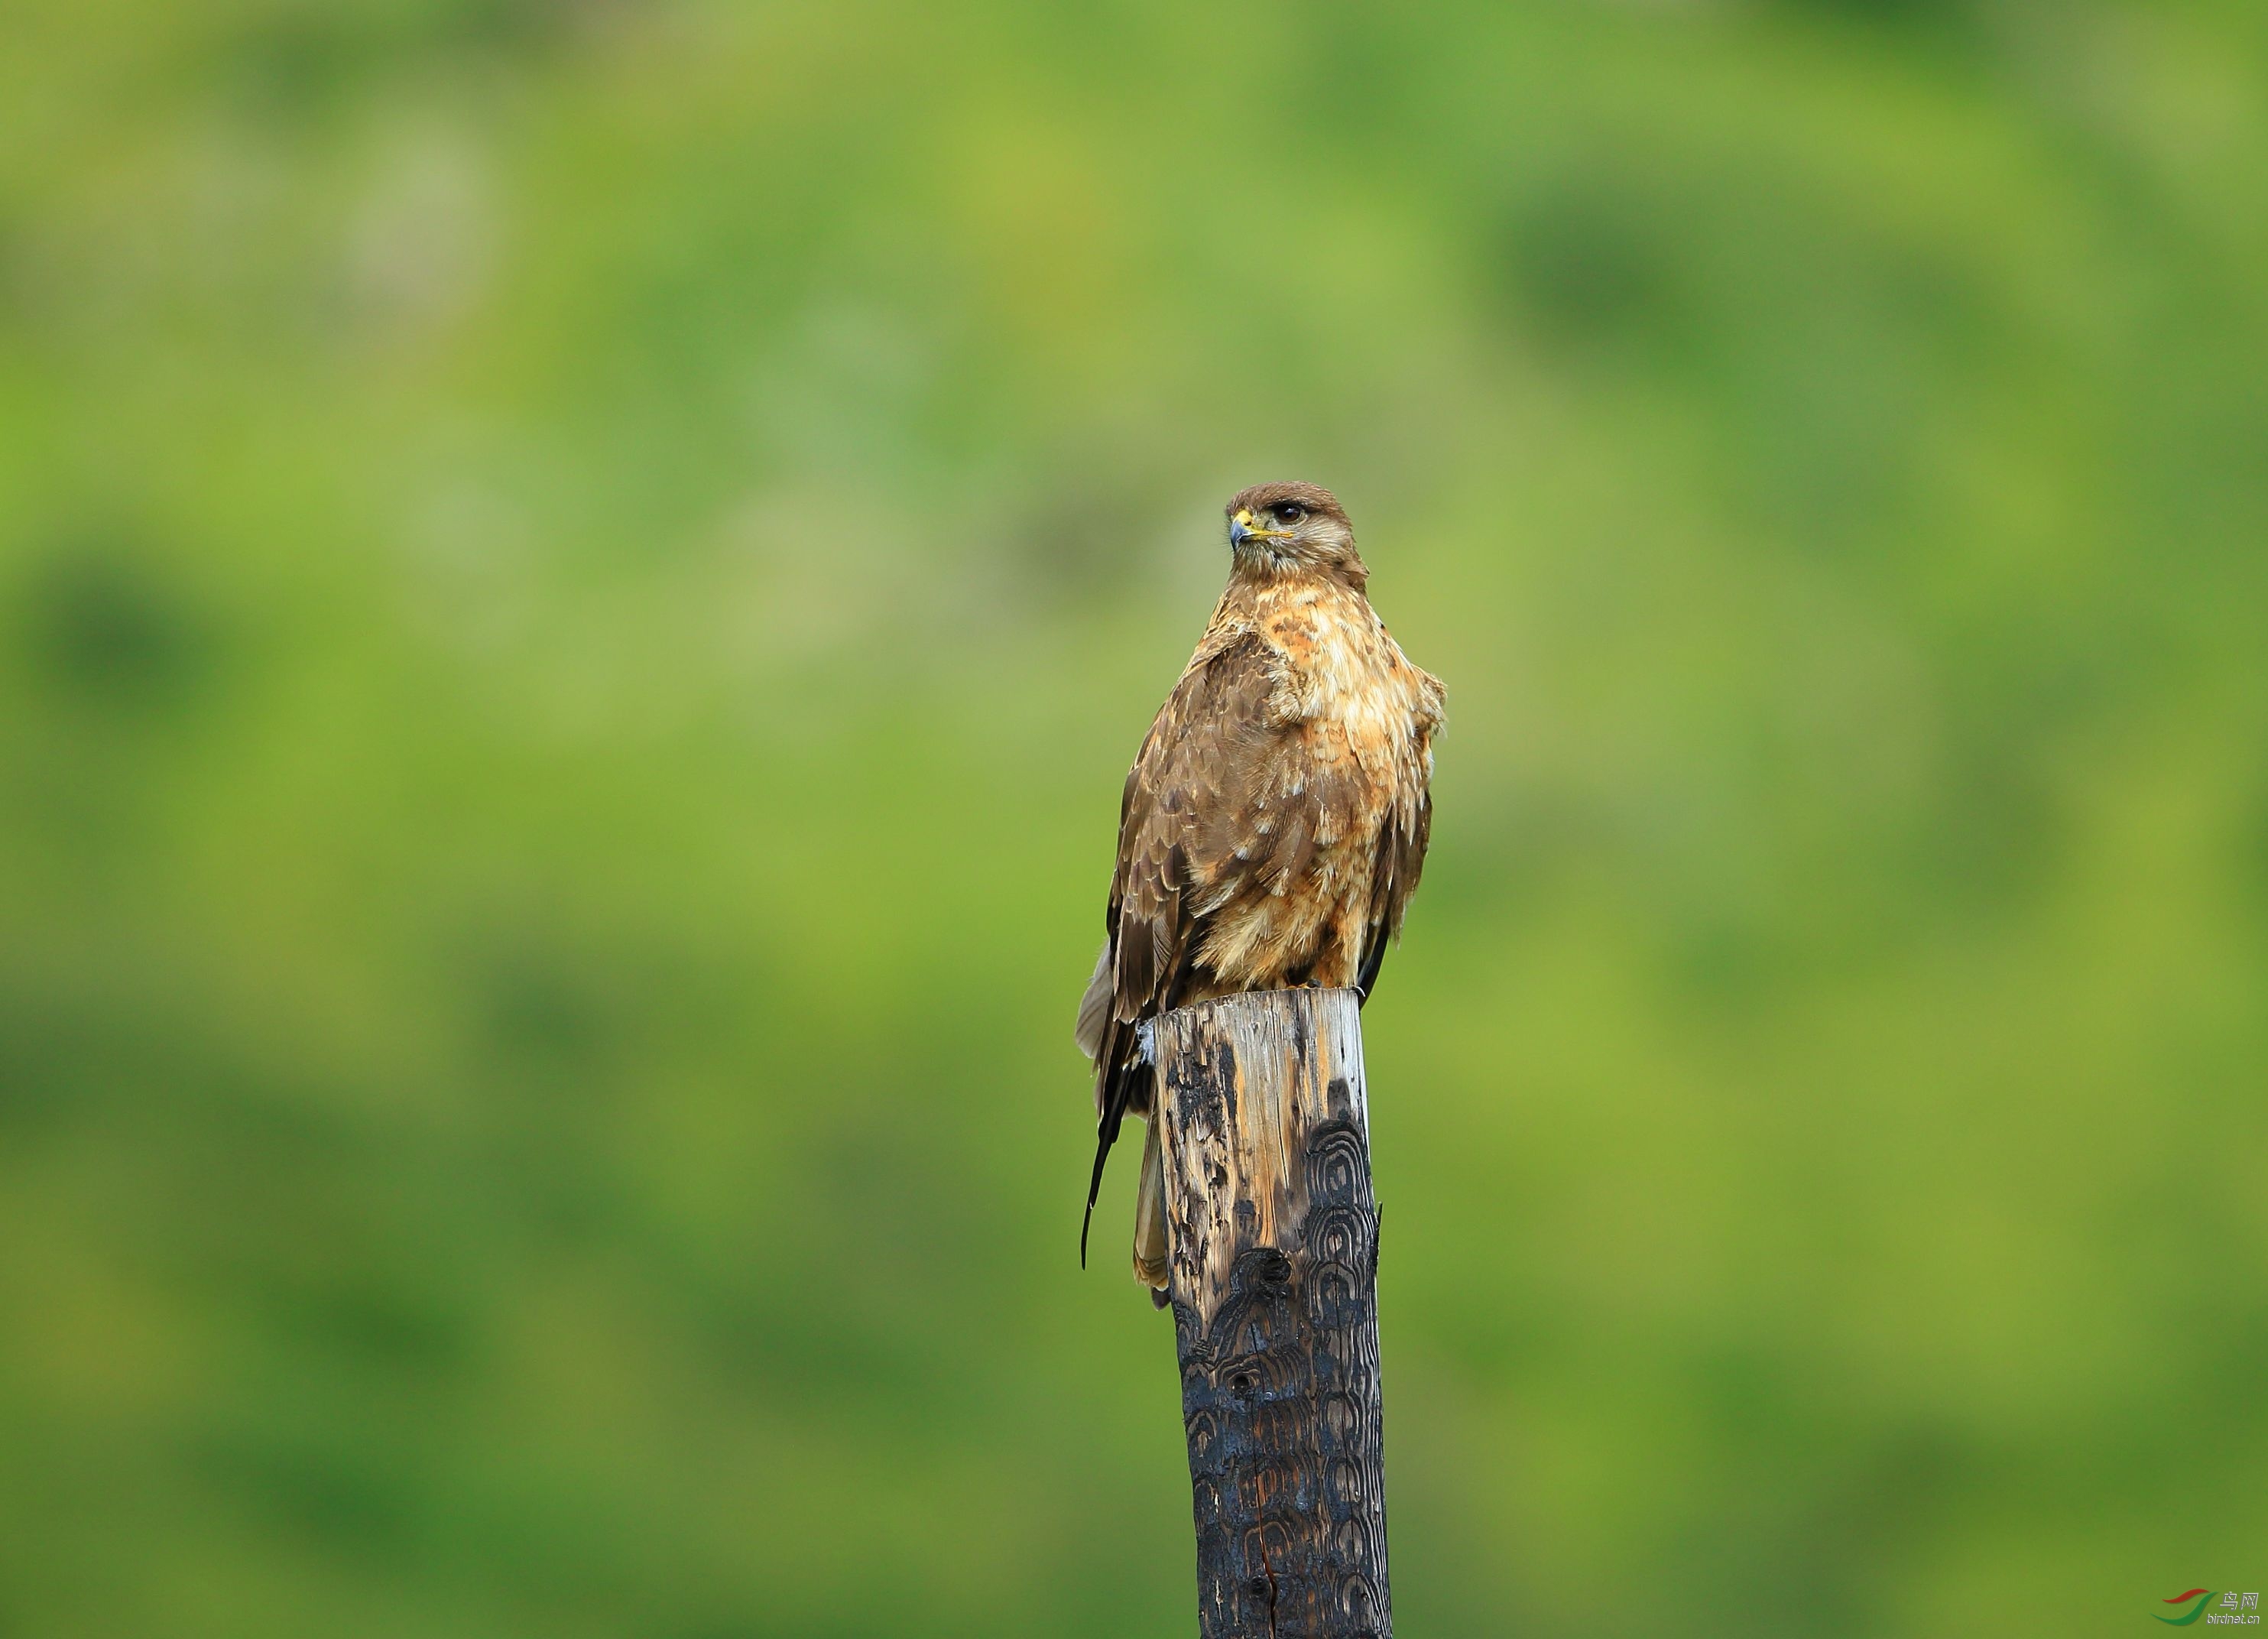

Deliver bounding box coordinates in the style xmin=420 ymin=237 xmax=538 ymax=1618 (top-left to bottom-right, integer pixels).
xmin=1080 ymin=1117 xmax=1119 ymax=1271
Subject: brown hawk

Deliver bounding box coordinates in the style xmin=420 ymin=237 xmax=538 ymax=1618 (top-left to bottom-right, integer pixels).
xmin=1077 ymin=482 xmax=1445 ymax=1303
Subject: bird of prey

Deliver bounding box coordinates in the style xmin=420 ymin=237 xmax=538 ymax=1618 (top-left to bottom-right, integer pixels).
xmin=1077 ymin=482 xmax=1444 ymax=1303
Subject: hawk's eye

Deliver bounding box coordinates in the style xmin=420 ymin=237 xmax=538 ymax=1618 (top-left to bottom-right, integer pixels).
xmin=1272 ymin=503 xmax=1306 ymax=524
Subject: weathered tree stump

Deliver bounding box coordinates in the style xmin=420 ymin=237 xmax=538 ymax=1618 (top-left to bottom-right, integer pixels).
xmin=1153 ymin=988 xmax=1390 ymax=1639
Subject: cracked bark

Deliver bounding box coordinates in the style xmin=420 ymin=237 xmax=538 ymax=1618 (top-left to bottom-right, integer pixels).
xmin=1157 ymin=988 xmax=1392 ymax=1639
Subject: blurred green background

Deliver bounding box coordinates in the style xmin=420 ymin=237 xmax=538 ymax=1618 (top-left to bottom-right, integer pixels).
xmin=3 ymin=1 xmax=2265 ymax=1634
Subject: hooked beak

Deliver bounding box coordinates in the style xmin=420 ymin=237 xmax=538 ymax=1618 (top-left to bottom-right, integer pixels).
xmin=1228 ymin=508 xmax=1279 ymax=547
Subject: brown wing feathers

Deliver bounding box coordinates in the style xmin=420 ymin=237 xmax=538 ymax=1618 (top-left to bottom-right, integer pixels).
xmin=1354 ymin=788 xmax=1431 ymax=1001
xmin=1079 ymin=632 xmax=1279 ymax=1264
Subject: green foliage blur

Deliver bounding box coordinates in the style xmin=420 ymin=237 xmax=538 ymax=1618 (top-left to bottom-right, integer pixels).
xmin=4 ymin=1 xmax=2265 ymax=1634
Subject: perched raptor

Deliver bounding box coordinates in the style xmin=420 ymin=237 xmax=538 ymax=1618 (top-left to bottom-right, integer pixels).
xmin=1077 ymin=482 xmax=1444 ymax=1303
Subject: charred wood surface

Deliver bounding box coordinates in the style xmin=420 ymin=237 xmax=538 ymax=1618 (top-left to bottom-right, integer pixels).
xmin=1154 ymin=988 xmax=1390 ymax=1639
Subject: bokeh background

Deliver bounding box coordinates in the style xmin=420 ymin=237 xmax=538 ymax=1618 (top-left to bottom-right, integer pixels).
xmin=4 ymin=2 xmax=2266 ymax=1634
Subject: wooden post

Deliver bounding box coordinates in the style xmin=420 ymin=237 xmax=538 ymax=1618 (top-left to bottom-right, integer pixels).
xmin=1153 ymin=988 xmax=1391 ymax=1639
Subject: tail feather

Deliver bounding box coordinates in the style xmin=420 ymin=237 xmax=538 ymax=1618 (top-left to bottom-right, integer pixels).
xmin=1080 ymin=1007 xmax=1134 ymax=1269
xmin=1079 ymin=1112 xmax=1118 ymax=1269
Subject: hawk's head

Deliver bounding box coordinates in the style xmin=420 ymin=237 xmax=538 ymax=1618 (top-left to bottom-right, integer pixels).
xmin=1225 ymin=482 xmax=1367 ymax=583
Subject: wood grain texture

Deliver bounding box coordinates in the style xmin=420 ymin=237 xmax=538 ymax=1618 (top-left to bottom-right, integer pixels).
xmin=1154 ymin=988 xmax=1390 ymax=1639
